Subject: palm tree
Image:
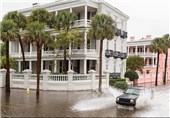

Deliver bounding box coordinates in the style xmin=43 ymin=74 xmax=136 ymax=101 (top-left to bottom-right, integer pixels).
xmin=0 ymin=19 xmax=17 ymax=93
xmin=25 ymin=21 xmax=52 ymax=96
xmin=27 ymin=8 xmax=52 ymax=95
xmin=87 ymin=14 xmax=115 ymax=92
xmin=150 ymin=37 xmax=164 ymax=86
xmin=4 ymin=11 xmax=27 ymax=70
xmin=28 ymin=8 xmax=51 ymax=25
xmin=55 ymin=10 xmax=77 ymax=74
xmin=162 ymin=34 xmax=170 ymax=85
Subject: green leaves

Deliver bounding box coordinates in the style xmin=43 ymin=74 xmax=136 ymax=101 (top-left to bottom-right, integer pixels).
xmin=25 ymin=21 xmax=53 ymax=46
xmin=55 ymin=10 xmax=77 ymax=30
xmin=55 ymin=29 xmax=83 ymax=49
xmin=0 ymin=19 xmax=17 ymax=42
xmin=127 ymin=55 xmax=145 ymax=71
xmin=124 ymin=70 xmax=139 ymax=81
xmin=87 ymin=13 xmax=115 ymax=40
xmin=0 ymin=56 xmax=16 ymax=69
xmin=28 ymin=8 xmax=51 ymax=25
xmin=4 ymin=11 xmax=27 ymax=30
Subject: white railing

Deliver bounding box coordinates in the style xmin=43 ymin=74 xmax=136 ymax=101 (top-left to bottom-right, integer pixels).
xmin=12 ymin=74 xmax=24 ymax=80
xmin=73 ymin=19 xmax=91 ymax=27
xmin=30 ymin=74 xmax=43 ymax=80
xmin=48 ymin=75 xmax=68 ymax=81
xmin=95 ymin=75 xmax=106 ymax=80
xmin=73 ymin=74 xmax=90 ymax=81
xmin=43 ymin=51 xmax=55 ymax=56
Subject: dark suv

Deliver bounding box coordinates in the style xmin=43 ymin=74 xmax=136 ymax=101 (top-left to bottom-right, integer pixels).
xmin=116 ymin=87 xmax=153 ymax=107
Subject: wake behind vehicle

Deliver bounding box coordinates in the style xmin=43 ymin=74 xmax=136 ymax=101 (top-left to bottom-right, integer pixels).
xmin=116 ymin=86 xmax=154 ymax=108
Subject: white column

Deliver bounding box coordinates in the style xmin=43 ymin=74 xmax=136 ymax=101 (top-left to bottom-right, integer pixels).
xmin=18 ymin=61 xmax=21 ymax=72
xmin=84 ymin=59 xmax=87 ymax=74
xmin=29 ymin=61 xmax=32 ymax=70
xmin=85 ymin=5 xmax=87 ymax=27
xmin=127 ymin=46 xmax=129 ymax=55
xmin=55 ymin=11 xmax=58 ymax=16
xmin=84 ymin=5 xmax=87 ymax=54
xmin=135 ymin=46 xmax=137 ymax=55
xmin=30 ymin=43 xmax=32 ymax=57
xmin=144 ymin=57 xmax=146 ymax=66
xmin=68 ymin=60 xmax=71 ymax=71
xmin=9 ymin=41 xmax=12 ymax=55
xmin=41 ymin=60 xmax=43 ymax=72
xmin=144 ymin=45 xmax=146 ymax=55
xmin=152 ymin=57 xmax=154 ymax=67
xmin=42 ymin=45 xmax=44 ymax=57
xmin=54 ymin=60 xmax=57 ymax=73
xmin=19 ymin=43 xmax=21 ymax=57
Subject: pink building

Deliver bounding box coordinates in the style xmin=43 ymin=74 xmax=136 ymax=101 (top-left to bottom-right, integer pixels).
xmin=127 ymin=35 xmax=170 ymax=86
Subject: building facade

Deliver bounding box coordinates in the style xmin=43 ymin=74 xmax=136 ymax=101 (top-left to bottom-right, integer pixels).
xmin=9 ymin=0 xmax=129 ymax=77
xmin=127 ymin=35 xmax=170 ymax=84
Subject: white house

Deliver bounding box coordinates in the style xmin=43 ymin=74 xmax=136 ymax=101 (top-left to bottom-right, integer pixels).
xmin=9 ymin=0 xmax=129 ymax=78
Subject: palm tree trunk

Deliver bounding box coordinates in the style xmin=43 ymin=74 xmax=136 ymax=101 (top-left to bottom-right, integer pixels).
xmin=163 ymin=52 xmax=168 ymax=85
xmin=18 ymin=35 xmax=26 ymax=70
xmin=155 ymin=51 xmax=160 ymax=86
xmin=36 ymin=44 xmax=41 ymax=96
xmin=99 ymin=39 xmax=103 ymax=92
xmin=6 ymin=41 xmax=10 ymax=93
xmin=64 ymin=49 xmax=67 ymax=74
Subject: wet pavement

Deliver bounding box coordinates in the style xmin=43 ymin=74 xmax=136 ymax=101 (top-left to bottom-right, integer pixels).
xmin=0 ymin=85 xmax=170 ymax=117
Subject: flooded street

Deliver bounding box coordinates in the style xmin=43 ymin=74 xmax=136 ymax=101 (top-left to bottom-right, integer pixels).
xmin=0 ymin=85 xmax=170 ymax=117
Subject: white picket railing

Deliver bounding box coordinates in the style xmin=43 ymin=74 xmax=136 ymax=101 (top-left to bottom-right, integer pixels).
xmin=30 ymin=74 xmax=43 ymax=80
xmin=95 ymin=75 xmax=106 ymax=80
xmin=48 ymin=75 xmax=68 ymax=81
xmin=73 ymin=74 xmax=90 ymax=81
xmin=12 ymin=74 xmax=24 ymax=80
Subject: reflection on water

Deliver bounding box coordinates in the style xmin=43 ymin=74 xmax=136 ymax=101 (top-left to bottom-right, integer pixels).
xmin=0 ymin=85 xmax=170 ymax=117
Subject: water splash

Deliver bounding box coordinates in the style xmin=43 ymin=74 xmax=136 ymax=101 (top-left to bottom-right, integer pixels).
xmin=72 ymin=87 xmax=123 ymax=111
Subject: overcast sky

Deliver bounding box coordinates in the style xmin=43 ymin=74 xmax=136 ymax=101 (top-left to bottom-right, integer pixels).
xmin=0 ymin=0 xmax=169 ymax=40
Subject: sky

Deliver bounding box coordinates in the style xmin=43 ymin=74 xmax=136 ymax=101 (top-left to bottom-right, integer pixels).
xmin=0 ymin=0 xmax=169 ymax=40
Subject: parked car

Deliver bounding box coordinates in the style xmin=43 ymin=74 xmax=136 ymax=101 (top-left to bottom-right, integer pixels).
xmin=116 ymin=86 xmax=154 ymax=107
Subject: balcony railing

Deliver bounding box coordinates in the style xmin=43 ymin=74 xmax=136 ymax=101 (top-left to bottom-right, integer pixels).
xmin=120 ymin=52 xmax=127 ymax=59
xmin=73 ymin=19 xmax=91 ymax=28
xmin=113 ymin=51 xmax=120 ymax=58
xmin=105 ymin=50 xmax=127 ymax=59
xmin=10 ymin=49 xmax=98 ymax=58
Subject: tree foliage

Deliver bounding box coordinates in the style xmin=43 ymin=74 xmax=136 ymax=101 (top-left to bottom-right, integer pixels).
xmin=127 ymin=55 xmax=145 ymax=71
xmin=0 ymin=43 xmax=6 ymax=56
xmin=0 ymin=56 xmax=16 ymax=69
xmin=124 ymin=70 xmax=139 ymax=81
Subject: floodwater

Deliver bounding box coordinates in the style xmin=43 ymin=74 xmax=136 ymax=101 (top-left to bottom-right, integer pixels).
xmin=0 ymin=85 xmax=170 ymax=117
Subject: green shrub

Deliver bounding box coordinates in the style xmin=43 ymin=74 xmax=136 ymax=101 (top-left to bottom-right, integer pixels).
xmin=109 ymin=78 xmax=126 ymax=86
xmin=114 ymin=81 xmax=128 ymax=90
xmin=124 ymin=70 xmax=139 ymax=81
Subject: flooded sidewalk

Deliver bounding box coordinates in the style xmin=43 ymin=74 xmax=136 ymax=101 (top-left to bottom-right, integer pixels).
xmin=0 ymin=85 xmax=170 ymax=117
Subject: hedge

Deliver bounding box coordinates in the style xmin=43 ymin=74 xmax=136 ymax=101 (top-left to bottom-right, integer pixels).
xmin=114 ymin=81 xmax=128 ymax=90
xmin=109 ymin=78 xmax=126 ymax=86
